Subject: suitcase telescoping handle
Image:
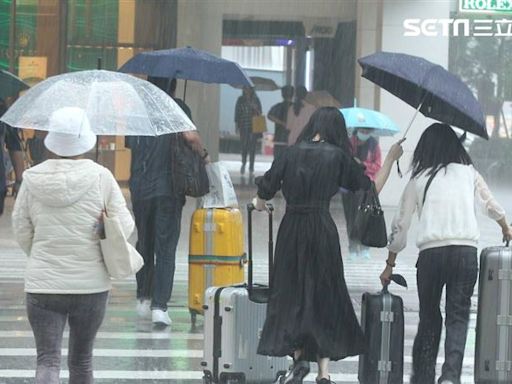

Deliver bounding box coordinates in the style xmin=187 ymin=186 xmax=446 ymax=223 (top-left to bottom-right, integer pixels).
xmin=247 ymin=202 xmax=274 ymax=293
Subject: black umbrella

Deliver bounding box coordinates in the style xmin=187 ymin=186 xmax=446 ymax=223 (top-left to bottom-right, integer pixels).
xmin=358 ymin=52 xmax=488 ymax=139
xmin=0 ymin=70 xmax=29 ymax=99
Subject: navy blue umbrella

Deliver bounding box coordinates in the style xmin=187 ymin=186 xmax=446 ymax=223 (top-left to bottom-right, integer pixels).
xmin=0 ymin=70 xmax=29 ymax=99
xmin=118 ymin=47 xmax=253 ymax=96
xmin=358 ymin=52 xmax=488 ymax=139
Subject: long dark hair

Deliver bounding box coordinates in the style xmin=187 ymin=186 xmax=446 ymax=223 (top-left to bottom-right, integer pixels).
xmin=296 ymin=107 xmax=351 ymax=154
xmin=411 ymin=123 xmax=473 ymax=178
xmin=293 ymin=86 xmax=308 ymax=116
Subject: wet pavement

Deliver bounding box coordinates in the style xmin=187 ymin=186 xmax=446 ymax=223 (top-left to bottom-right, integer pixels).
xmin=0 ymin=154 xmax=510 ymax=383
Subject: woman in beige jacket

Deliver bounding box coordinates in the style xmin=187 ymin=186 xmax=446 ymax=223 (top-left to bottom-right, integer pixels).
xmin=12 ymin=107 xmax=134 ymax=384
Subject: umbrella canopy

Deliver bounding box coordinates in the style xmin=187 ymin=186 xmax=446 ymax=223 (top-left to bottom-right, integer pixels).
xmin=0 ymin=69 xmax=29 ymax=99
xmin=358 ymin=52 xmax=487 ymax=139
xmin=305 ymin=90 xmax=341 ymax=108
xmin=340 ymin=107 xmax=400 ymax=136
xmin=0 ymin=70 xmax=195 ymax=136
xmin=118 ymin=46 xmax=253 ymax=87
xmin=232 ymin=76 xmax=280 ymax=91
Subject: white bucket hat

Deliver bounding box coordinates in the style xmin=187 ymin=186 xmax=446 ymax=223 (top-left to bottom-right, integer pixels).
xmin=44 ymin=107 xmax=96 ymax=157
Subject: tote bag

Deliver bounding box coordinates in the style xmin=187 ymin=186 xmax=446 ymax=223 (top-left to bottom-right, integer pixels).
xmin=353 ymin=183 xmax=388 ymax=248
xmin=251 ymin=115 xmax=267 ymax=134
xmin=99 ymin=176 xmax=143 ymax=279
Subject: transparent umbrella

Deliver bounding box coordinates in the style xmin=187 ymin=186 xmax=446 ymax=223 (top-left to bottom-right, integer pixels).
xmin=0 ymin=69 xmax=196 ymax=136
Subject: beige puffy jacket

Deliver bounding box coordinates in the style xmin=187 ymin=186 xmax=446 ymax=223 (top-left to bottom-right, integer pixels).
xmin=12 ymin=159 xmax=135 ymax=294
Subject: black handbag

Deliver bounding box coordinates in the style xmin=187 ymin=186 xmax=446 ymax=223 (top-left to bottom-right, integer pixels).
xmin=353 ymin=183 xmax=388 ymax=248
xmin=171 ymin=134 xmax=209 ymax=197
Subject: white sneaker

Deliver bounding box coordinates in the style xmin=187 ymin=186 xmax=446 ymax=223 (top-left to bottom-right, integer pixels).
xmin=440 ymin=381 xmax=454 ymax=384
xmin=152 ymin=309 xmax=172 ymax=326
xmin=136 ymin=299 xmax=151 ymax=318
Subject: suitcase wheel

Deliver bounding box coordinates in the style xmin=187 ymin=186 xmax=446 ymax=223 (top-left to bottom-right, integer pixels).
xmin=203 ymin=372 xmax=213 ymax=384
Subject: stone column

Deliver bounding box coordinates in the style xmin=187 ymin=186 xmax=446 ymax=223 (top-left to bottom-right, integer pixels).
xmin=176 ymin=0 xmax=223 ymax=161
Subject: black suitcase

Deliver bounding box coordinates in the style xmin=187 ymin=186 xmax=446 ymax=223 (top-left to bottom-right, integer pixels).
xmin=358 ymin=274 xmax=407 ymax=384
xmin=475 ymin=243 xmax=512 ymax=383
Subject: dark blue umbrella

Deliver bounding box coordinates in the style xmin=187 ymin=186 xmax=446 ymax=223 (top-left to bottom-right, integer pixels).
xmin=0 ymin=70 xmax=29 ymax=99
xmin=358 ymin=52 xmax=488 ymax=139
xmin=118 ymin=46 xmax=253 ymax=89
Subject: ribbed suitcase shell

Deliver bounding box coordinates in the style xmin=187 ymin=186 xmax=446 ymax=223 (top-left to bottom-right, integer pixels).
xmin=202 ymin=286 xmax=288 ymax=383
xmin=475 ymin=245 xmax=512 ymax=383
xmin=359 ymin=289 xmax=405 ymax=384
xmin=188 ymin=208 xmax=245 ymax=320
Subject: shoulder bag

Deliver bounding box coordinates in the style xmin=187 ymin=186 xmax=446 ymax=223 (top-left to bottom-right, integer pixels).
xmin=171 ymin=133 xmax=210 ymax=197
xmin=422 ymin=168 xmax=441 ymax=206
xmin=353 ymin=182 xmax=388 ymax=248
xmin=99 ymin=175 xmax=144 ymax=279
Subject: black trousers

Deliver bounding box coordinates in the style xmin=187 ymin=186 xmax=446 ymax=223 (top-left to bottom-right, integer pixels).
xmin=240 ymin=130 xmax=258 ymax=170
xmin=411 ymin=246 xmax=478 ymax=384
xmin=132 ymin=195 xmax=185 ymax=310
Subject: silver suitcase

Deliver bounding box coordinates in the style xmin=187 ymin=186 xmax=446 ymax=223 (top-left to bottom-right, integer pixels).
xmin=202 ymin=204 xmax=289 ymax=383
xmin=475 ymin=244 xmax=512 ymax=383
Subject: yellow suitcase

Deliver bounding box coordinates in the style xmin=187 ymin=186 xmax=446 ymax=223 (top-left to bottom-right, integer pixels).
xmin=188 ymin=208 xmax=246 ymax=325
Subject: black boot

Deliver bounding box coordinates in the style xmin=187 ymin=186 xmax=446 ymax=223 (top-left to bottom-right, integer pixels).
xmin=316 ymin=377 xmax=335 ymax=384
xmin=277 ymin=360 xmax=310 ymax=384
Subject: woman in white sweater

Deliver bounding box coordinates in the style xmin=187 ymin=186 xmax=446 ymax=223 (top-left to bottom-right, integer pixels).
xmin=12 ymin=107 xmax=134 ymax=384
xmin=380 ymin=123 xmax=512 ymax=384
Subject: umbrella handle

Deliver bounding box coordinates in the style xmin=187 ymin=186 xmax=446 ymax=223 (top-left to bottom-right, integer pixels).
xmin=397 ymin=98 xmax=425 ymax=178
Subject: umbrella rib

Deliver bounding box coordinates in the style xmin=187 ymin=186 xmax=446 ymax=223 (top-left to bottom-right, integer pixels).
xmin=139 ymin=84 xmax=192 ymax=134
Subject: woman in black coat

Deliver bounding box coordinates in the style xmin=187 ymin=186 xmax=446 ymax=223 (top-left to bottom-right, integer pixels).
xmin=253 ymin=107 xmax=404 ymax=384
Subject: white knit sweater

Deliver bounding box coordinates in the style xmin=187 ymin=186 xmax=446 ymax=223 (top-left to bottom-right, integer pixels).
xmin=388 ymin=164 xmax=505 ymax=253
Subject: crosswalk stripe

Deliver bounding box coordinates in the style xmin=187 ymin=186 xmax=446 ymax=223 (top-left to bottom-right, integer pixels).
xmin=0 ymin=348 xmax=477 ymax=364
xmin=0 ymin=330 xmax=203 ymax=340
xmin=0 ymin=348 xmax=202 ymax=358
xmin=0 ymin=370 xmax=204 ymax=380
xmin=0 ymin=370 xmax=476 ymax=383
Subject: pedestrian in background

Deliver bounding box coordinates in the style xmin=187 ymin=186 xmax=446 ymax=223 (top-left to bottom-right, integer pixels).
xmin=286 ymin=85 xmax=316 ymax=146
xmin=253 ymin=107 xmax=404 ymax=384
xmin=26 ymin=130 xmax=48 ymax=166
xmin=343 ymin=127 xmax=382 ymax=260
xmin=12 ymin=107 xmax=134 ymax=384
xmin=0 ymin=97 xmax=24 ymax=215
xmin=126 ymin=76 xmax=208 ymax=326
xmin=235 ymin=86 xmax=262 ymax=174
xmin=268 ymin=85 xmax=294 ymax=159
xmin=381 ymin=123 xmax=512 ymax=384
